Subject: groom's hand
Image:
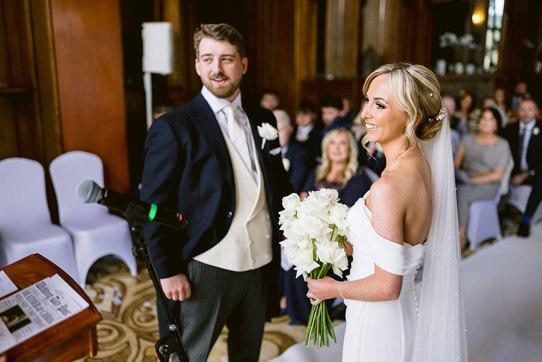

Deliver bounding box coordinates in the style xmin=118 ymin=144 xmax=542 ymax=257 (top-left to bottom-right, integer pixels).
xmin=161 ymin=273 xmax=192 ymax=301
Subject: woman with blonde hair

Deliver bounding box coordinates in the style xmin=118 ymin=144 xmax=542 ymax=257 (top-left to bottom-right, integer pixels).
xmin=301 ymin=128 xmax=372 ymax=207
xmin=285 ymin=128 xmax=372 ymax=326
xmin=307 ymin=63 xmax=467 ymax=361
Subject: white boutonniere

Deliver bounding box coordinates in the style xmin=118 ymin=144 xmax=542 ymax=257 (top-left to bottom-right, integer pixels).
xmin=533 ymin=127 xmax=540 ymax=136
xmin=257 ymin=122 xmax=278 ymax=149
xmin=282 ymin=157 xmax=290 ymax=171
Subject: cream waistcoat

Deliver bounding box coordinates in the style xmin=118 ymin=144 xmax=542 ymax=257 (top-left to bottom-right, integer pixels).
xmin=193 ymin=126 xmax=273 ymax=271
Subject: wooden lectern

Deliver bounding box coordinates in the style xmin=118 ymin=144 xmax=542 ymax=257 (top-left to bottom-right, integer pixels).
xmin=0 ymin=254 xmax=102 ymax=361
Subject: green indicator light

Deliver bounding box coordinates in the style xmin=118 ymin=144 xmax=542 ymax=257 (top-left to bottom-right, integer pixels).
xmin=148 ymin=204 xmax=158 ymax=221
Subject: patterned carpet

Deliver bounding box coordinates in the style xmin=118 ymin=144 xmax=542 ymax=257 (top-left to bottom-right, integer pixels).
xmin=78 ymin=257 xmax=308 ymax=362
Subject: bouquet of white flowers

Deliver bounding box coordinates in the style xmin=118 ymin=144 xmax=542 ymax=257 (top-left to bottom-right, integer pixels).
xmin=279 ymin=189 xmax=349 ymax=347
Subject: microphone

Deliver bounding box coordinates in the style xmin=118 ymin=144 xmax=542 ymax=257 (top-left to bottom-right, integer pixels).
xmin=77 ymin=180 xmax=186 ymax=229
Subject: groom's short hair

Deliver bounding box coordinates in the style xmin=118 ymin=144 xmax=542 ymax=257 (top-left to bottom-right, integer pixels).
xmin=194 ymin=23 xmax=246 ymax=59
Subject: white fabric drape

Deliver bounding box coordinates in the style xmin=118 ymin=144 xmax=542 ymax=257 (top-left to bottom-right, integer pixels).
xmin=413 ymin=112 xmax=468 ymax=361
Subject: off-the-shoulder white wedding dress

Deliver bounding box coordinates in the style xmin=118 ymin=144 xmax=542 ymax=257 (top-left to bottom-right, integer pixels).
xmin=342 ymin=191 xmax=425 ymax=362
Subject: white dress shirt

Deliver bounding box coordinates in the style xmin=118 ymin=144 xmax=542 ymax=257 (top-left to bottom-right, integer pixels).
xmin=201 ymin=86 xmax=258 ymax=180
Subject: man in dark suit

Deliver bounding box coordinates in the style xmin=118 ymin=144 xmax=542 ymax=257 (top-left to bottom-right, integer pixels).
xmin=274 ymin=109 xmax=313 ymax=193
xmin=140 ymin=23 xmax=291 ymax=361
xmin=503 ymin=99 xmax=542 ymax=237
xmin=294 ymin=100 xmax=322 ymax=163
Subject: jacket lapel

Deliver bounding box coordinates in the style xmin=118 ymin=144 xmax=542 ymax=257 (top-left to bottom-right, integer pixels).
xmin=527 ymin=121 xmax=542 ymax=158
xmin=189 ymin=93 xmax=234 ymax=188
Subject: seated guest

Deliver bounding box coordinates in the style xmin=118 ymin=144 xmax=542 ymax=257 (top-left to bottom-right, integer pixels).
xmin=493 ymin=87 xmax=510 ymax=126
xmin=442 ymin=94 xmax=462 ymax=130
xmin=294 ymin=100 xmax=322 ymax=162
xmin=455 ymin=107 xmax=512 ymax=249
xmin=442 ymin=94 xmax=462 ymax=156
xmin=284 ymin=128 xmax=372 ymax=325
xmin=454 ymin=91 xmax=478 ymax=137
xmin=274 ymin=109 xmax=313 ymax=193
xmin=320 ymin=97 xmax=352 ymax=136
xmin=351 ymin=111 xmax=386 ymax=176
xmin=502 ymin=99 xmax=542 ymax=237
xmin=511 ymin=80 xmax=530 ymax=111
xmin=301 ymin=128 xmax=372 ymax=206
xmin=259 ymin=88 xmax=280 ymax=111
xmin=358 ymin=140 xmax=386 ymax=177
xmin=340 ymin=97 xmax=359 ymax=122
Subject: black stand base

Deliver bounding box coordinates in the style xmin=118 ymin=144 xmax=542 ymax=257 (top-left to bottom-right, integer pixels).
xmin=126 ymin=216 xmax=189 ymax=362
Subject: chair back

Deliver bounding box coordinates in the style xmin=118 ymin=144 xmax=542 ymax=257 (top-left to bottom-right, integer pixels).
xmin=0 ymin=158 xmax=52 ymax=228
xmin=49 ymin=151 xmax=107 ymax=225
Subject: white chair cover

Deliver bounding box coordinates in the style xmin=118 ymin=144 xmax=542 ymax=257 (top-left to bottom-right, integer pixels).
xmin=0 ymin=158 xmax=79 ymax=281
xmin=49 ymin=151 xmax=137 ymax=287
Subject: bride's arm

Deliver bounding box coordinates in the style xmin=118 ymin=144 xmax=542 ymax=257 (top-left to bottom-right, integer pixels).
xmin=307 ymin=179 xmax=406 ymax=303
xmin=307 ymin=265 xmax=403 ymax=303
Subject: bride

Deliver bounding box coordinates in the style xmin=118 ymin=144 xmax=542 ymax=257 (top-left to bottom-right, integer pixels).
xmin=306 ymin=63 xmax=468 ymax=361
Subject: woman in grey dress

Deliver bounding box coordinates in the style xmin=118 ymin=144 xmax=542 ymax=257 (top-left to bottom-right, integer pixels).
xmin=454 ymin=107 xmax=512 ymax=250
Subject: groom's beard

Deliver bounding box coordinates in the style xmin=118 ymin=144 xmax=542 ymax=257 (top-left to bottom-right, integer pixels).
xmin=202 ymin=71 xmax=241 ymax=100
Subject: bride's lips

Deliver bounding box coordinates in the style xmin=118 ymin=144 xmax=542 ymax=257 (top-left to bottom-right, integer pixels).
xmin=366 ymin=122 xmax=379 ymax=131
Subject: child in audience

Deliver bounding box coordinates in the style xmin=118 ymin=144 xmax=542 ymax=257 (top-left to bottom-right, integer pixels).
xmin=259 ymin=88 xmax=281 ymax=110
xmin=294 ymin=100 xmax=322 ymax=163
xmin=321 ymin=97 xmax=351 ymax=135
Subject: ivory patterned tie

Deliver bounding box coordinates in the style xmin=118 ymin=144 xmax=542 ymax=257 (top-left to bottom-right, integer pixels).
xmin=223 ymin=104 xmax=253 ymax=173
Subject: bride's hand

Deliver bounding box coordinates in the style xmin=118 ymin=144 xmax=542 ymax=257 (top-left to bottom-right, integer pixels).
xmin=306 ymin=276 xmax=338 ymax=305
xmin=342 ymin=239 xmax=353 ymax=256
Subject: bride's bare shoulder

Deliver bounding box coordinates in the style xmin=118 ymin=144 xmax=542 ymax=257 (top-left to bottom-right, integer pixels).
xmin=369 ymin=175 xmax=401 ymax=210
xmin=370 ymin=167 xmax=421 ymax=208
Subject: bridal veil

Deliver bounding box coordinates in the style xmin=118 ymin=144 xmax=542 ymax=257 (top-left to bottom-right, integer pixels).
xmin=414 ymin=111 xmax=468 ymax=361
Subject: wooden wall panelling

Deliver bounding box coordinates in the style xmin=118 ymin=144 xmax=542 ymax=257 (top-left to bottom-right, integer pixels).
xmin=50 ymin=0 xmax=130 ymax=193
xmin=29 ymin=0 xmax=63 ymax=166
xmin=246 ymin=0 xmax=296 ymax=116
xmin=380 ymin=0 xmax=402 ymax=64
xmin=1 ymin=0 xmax=44 ymax=162
xmin=163 ymin=0 xmax=201 ymax=105
xmin=499 ymin=0 xmax=528 ymax=74
xmin=0 ymin=0 xmax=19 ymax=159
xmin=294 ymin=0 xmax=319 ymax=107
xmin=398 ymin=0 xmax=433 ymax=65
xmin=324 ymin=0 xmax=361 ymax=79
xmin=361 ymin=0 xmax=381 ymax=57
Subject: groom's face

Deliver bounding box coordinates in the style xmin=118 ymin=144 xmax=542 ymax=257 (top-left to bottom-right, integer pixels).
xmin=195 ymin=38 xmax=248 ymax=102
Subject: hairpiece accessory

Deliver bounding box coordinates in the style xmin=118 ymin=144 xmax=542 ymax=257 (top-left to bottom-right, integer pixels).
xmin=429 ymin=92 xmax=434 ymax=97
xmin=429 ymin=105 xmax=447 ymax=122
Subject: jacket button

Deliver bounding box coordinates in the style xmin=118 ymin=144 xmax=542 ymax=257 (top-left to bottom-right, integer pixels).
xmin=227 ymin=211 xmax=233 ymax=218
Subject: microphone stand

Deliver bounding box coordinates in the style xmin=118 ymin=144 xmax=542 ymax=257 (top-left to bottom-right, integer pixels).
xmin=123 ymin=202 xmax=189 ymax=362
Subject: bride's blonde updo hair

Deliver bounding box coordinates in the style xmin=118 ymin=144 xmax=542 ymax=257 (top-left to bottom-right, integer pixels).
xmin=362 ymin=63 xmax=444 ymax=153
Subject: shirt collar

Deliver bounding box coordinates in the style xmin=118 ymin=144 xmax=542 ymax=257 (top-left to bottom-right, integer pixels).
xmin=297 ymin=124 xmax=314 ymax=133
xmin=201 ymin=86 xmax=243 ymax=114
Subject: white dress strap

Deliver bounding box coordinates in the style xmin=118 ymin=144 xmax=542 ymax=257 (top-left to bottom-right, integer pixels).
xmin=367 ymin=234 xmax=407 ymax=275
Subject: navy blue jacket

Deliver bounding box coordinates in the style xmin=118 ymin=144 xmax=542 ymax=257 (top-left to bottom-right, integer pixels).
xmin=284 ymin=141 xmax=313 ymax=193
xmin=503 ymin=120 xmax=542 ymax=176
xmin=140 ymin=93 xmax=291 ymax=317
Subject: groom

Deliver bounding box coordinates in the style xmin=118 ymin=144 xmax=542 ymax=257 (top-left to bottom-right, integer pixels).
xmin=140 ymin=23 xmax=291 ymax=361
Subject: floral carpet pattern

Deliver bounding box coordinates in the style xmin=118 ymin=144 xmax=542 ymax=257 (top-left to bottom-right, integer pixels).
xmin=79 ymin=258 xmax=306 ymax=362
